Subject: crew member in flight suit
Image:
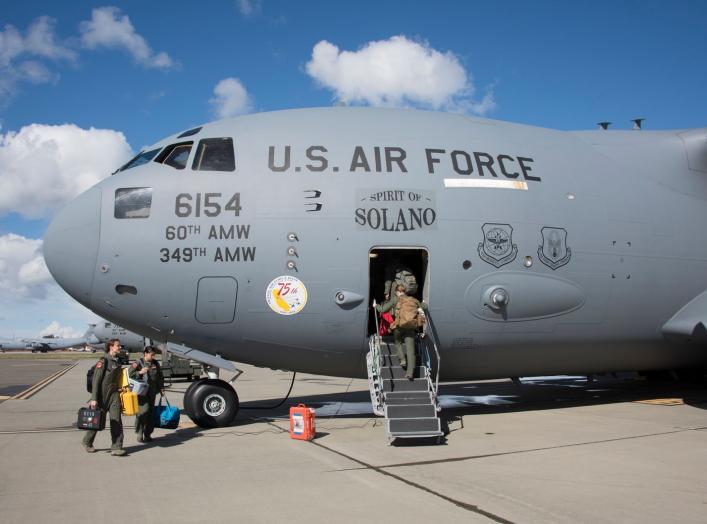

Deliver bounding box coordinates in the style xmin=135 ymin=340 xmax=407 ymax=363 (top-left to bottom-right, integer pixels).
xmin=83 ymin=338 xmax=126 ymax=456
xmin=375 ymin=284 xmax=427 ymax=380
xmin=382 ymin=259 xmax=416 ymax=300
xmin=128 ymin=345 xmax=165 ymax=443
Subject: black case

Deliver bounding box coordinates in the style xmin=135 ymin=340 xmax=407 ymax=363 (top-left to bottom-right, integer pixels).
xmin=77 ymin=408 xmax=106 ymax=430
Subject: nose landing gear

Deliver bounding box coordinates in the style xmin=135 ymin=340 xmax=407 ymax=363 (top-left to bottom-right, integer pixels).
xmin=183 ymin=379 xmax=239 ymax=428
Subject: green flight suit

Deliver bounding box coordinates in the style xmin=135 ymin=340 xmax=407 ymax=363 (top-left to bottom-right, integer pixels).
xmin=376 ymin=295 xmax=418 ymax=378
xmin=83 ymin=355 xmax=124 ymax=450
xmin=128 ymin=358 xmax=164 ymax=439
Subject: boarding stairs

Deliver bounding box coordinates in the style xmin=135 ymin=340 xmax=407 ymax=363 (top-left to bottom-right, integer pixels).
xmin=366 ymin=314 xmax=443 ymax=443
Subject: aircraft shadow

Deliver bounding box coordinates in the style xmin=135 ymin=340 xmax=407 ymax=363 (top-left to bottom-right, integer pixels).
xmin=234 ymin=375 xmax=707 ymax=427
xmin=143 ymin=375 xmax=706 ymax=448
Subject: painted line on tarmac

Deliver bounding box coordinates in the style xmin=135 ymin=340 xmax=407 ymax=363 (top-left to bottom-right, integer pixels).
xmin=633 ymin=398 xmax=684 ymax=405
xmin=0 ymin=427 xmax=76 ymax=434
xmin=0 ymin=423 xmax=139 ymax=435
xmin=10 ymin=362 xmax=78 ymax=400
xmin=373 ymin=427 xmax=700 ymax=470
xmin=310 ymin=439 xmax=515 ymax=524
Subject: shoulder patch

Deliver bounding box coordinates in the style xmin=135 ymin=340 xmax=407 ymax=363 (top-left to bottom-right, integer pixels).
xmin=95 ymin=361 xmax=103 ymax=369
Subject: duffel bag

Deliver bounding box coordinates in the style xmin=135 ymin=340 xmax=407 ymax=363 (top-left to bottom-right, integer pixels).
xmin=154 ymin=395 xmax=180 ymax=429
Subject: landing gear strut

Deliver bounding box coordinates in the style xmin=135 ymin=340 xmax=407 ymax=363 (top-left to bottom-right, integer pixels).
xmin=184 ymin=379 xmax=239 ymax=428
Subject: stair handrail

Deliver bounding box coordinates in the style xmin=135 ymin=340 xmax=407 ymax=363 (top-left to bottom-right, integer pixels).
xmin=367 ymin=333 xmax=384 ymax=415
xmin=372 ymin=304 xmax=381 ymax=376
xmin=367 ymin=304 xmax=384 ymax=414
xmin=423 ymin=310 xmax=441 ymax=407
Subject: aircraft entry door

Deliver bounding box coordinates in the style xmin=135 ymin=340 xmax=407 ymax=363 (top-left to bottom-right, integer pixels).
xmin=368 ymin=248 xmax=429 ymax=336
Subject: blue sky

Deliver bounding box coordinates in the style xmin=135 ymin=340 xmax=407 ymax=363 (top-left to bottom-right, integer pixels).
xmin=1 ymin=0 xmax=706 ymax=338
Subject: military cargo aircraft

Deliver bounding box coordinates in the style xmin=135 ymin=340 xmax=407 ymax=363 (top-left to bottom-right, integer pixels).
xmin=87 ymin=321 xmax=147 ymax=352
xmin=0 ymin=332 xmax=94 ymax=352
xmin=43 ymin=107 xmax=707 ymax=433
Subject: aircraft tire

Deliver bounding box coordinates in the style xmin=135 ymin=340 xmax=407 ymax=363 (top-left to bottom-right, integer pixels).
xmin=186 ymin=379 xmax=239 ymax=428
xmin=183 ymin=380 xmax=205 ymax=419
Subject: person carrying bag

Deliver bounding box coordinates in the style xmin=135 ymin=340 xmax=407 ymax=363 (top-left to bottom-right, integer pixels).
xmin=128 ymin=346 xmax=165 ymax=442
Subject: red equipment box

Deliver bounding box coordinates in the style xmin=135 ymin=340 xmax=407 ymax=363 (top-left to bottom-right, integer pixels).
xmin=289 ymin=404 xmax=316 ymax=441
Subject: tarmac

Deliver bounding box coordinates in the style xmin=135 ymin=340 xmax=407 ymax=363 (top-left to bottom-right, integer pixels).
xmin=0 ymin=355 xmax=706 ymax=523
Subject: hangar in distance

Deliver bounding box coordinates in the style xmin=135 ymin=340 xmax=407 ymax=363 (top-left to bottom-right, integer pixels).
xmin=43 ymin=107 xmax=707 ymax=435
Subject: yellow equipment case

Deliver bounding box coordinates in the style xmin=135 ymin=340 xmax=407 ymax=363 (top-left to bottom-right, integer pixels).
xmin=120 ymin=389 xmax=139 ymax=416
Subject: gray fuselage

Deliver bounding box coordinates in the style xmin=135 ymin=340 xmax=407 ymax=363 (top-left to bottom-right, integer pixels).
xmin=44 ymin=107 xmax=707 ymax=379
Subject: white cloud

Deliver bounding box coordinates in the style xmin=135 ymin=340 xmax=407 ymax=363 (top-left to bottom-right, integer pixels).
xmin=39 ymin=320 xmax=84 ymax=338
xmin=79 ymin=7 xmax=176 ymax=70
xmin=22 ymin=16 xmax=77 ymax=63
xmin=0 ymin=16 xmax=76 ymax=102
xmin=0 ymin=234 xmax=100 ymax=338
xmin=305 ymin=35 xmax=496 ymax=115
xmin=16 ymin=60 xmax=57 ymax=84
xmin=210 ymin=77 xmax=253 ymax=118
xmin=0 ymin=123 xmax=133 ymax=219
xmin=237 ymin=0 xmax=263 ymax=16
xmin=0 ymin=234 xmax=52 ymax=300
xmin=0 ymin=16 xmax=75 ymax=67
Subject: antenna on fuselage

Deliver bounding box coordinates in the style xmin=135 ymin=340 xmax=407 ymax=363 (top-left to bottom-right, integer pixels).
xmin=597 ymin=122 xmax=611 ymax=130
xmin=631 ymin=118 xmax=645 ymax=130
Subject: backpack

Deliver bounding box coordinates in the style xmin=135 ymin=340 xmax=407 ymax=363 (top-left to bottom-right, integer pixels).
xmin=394 ymin=296 xmax=423 ymax=330
xmin=86 ymin=358 xmax=107 ymax=393
xmin=379 ymin=312 xmax=394 ymax=336
xmin=394 ymin=269 xmax=418 ymax=295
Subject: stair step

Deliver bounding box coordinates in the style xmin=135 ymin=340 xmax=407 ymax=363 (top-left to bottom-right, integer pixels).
xmin=381 ymin=355 xmax=424 ymax=368
xmin=386 ymin=404 xmax=437 ymax=419
xmin=387 ymin=417 xmax=442 ymax=436
xmin=382 ymin=378 xmax=428 ymax=392
xmin=380 ymin=366 xmax=426 ymax=379
xmin=385 ymin=395 xmax=433 ymax=406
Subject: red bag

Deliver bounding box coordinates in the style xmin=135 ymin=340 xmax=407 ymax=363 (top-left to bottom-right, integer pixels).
xmin=379 ymin=312 xmax=394 ymax=336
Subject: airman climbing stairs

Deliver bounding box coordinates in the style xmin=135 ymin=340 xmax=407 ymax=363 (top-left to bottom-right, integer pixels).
xmin=366 ymin=316 xmax=443 ymax=443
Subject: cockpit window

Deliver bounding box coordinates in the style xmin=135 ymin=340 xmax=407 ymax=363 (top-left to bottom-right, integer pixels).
xmin=192 ymin=138 xmax=235 ymax=172
xmin=116 ymin=148 xmax=161 ymax=173
xmin=114 ymin=187 xmax=153 ymax=219
xmin=177 ymin=127 xmax=202 ymax=138
xmin=155 ymin=142 xmax=193 ymax=170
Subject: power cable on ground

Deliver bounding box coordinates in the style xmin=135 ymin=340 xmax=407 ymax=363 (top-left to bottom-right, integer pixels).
xmin=240 ymin=371 xmax=297 ymax=410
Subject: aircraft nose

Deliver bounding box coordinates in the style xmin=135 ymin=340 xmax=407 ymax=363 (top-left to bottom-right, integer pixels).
xmin=43 ymin=187 xmax=102 ymax=307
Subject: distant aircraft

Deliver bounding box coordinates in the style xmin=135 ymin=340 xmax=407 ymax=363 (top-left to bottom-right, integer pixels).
xmin=0 ymin=330 xmax=94 ymax=352
xmin=43 ymin=107 xmax=707 ymax=437
xmin=87 ymin=321 xmax=147 ymax=352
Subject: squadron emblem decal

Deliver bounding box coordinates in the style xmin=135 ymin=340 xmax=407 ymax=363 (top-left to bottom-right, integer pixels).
xmin=266 ymin=276 xmax=308 ymax=315
xmin=538 ymin=227 xmax=571 ymax=270
xmin=478 ymin=223 xmax=518 ymax=268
